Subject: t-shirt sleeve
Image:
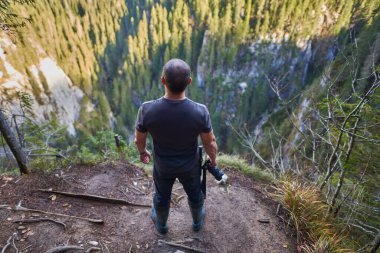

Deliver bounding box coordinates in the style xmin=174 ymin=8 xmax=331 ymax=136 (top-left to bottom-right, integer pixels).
xmin=201 ymin=106 xmax=212 ymax=133
xmin=135 ymin=105 xmax=147 ymax=133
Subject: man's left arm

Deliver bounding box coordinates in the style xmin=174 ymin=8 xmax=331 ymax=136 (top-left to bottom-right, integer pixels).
xmin=134 ymin=105 xmax=151 ymax=164
xmin=134 ymin=129 xmax=151 ymax=164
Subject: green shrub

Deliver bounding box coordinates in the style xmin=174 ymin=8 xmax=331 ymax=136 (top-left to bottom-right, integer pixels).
xmin=74 ymin=130 xmax=141 ymax=166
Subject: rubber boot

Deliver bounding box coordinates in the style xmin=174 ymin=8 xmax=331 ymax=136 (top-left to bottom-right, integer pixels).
xmin=151 ymin=205 xmax=169 ymax=234
xmin=188 ymin=200 xmax=206 ymax=231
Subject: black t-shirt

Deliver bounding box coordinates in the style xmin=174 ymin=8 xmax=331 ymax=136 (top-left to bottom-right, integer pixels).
xmin=135 ymin=97 xmax=212 ymax=177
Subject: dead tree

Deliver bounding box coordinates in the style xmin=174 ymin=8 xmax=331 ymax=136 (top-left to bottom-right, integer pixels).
xmin=0 ymin=110 xmax=29 ymax=174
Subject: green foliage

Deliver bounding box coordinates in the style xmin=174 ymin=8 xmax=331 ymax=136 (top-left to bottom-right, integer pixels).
xmin=217 ymin=154 xmax=272 ymax=182
xmin=38 ymin=70 xmax=50 ymax=94
xmin=74 ymin=130 xmax=140 ymax=166
xmin=6 ymin=0 xmax=127 ymax=95
xmin=25 ymin=67 xmax=43 ymax=104
xmin=254 ymin=11 xmax=380 ymax=250
xmin=2 ymin=0 xmax=378 ymax=151
xmin=0 ymin=158 xmax=19 ymax=175
xmin=0 ymin=0 xmax=34 ymax=31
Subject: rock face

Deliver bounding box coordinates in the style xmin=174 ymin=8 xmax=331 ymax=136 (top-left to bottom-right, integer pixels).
xmin=0 ymin=38 xmax=83 ymax=136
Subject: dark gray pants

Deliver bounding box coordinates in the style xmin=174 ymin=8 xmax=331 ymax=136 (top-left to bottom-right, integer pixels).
xmin=153 ymin=169 xmax=204 ymax=209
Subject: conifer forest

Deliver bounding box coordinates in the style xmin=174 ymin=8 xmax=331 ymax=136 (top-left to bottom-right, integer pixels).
xmin=0 ymin=0 xmax=379 ymax=252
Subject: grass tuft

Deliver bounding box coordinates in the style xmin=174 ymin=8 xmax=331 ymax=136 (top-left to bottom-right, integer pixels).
xmin=217 ymin=154 xmax=273 ymax=182
xmin=272 ymin=179 xmax=354 ymax=253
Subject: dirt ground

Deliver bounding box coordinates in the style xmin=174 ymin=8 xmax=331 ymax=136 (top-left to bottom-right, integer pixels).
xmin=0 ymin=161 xmax=295 ymax=253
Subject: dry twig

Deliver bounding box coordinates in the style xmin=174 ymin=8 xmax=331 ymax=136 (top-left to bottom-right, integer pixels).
xmin=158 ymin=240 xmax=205 ymax=253
xmin=36 ymin=189 xmax=150 ymax=208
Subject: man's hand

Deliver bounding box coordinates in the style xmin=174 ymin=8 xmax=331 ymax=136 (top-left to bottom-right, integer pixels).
xmin=207 ymin=156 xmax=217 ymax=166
xmin=140 ymin=150 xmax=151 ymax=164
xmin=135 ymin=129 xmax=151 ymax=164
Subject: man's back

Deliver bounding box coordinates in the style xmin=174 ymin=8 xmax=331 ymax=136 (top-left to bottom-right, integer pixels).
xmin=134 ymin=58 xmax=217 ymax=234
xmin=136 ymin=97 xmax=211 ymax=176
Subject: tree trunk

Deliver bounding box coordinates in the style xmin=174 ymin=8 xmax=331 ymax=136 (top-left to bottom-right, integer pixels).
xmin=369 ymin=231 xmax=380 ymax=253
xmin=0 ymin=110 xmax=29 ymax=174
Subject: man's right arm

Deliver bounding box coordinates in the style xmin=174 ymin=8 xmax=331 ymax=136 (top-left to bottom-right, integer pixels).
xmin=200 ymin=131 xmax=218 ymax=166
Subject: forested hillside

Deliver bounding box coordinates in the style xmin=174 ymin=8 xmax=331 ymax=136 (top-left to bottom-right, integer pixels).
xmin=1 ymin=0 xmax=378 ymax=146
xmin=0 ymin=1 xmax=379 ymax=251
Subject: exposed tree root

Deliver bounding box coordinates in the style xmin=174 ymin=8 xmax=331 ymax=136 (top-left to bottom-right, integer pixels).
xmin=14 ymin=202 xmax=103 ymax=224
xmin=36 ymin=189 xmax=151 ymax=208
xmin=13 ymin=218 xmax=67 ymax=229
xmin=85 ymin=247 xmax=101 ymax=253
xmin=43 ymin=245 xmax=84 ymax=253
xmin=158 ymin=239 xmax=205 ymax=253
xmin=1 ymin=233 xmax=17 ymax=253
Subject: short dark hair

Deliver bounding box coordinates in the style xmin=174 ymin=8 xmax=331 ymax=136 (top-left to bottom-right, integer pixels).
xmin=162 ymin=59 xmax=191 ymax=94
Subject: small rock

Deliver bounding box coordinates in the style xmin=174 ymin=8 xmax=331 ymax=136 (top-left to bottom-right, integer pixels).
xmin=49 ymin=194 xmax=57 ymax=201
xmin=174 ymin=250 xmax=186 ymax=253
xmin=6 ymin=217 xmax=12 ymax=221
xmin=17 ymin=226 xmax=26 ymax=230
xmin=258 ymin=218 xmax=270 ymax=223
xmin=25 ymin=231 xmax=34 ymax=236
xmin=133 ymin=181 xmax=137 ymax=186
xmin=89 ymin=241 xmax=99 ymax=246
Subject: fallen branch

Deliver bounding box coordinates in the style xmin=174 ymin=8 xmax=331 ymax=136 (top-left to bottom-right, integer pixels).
xmin=1 ymin=233 xmax=16 ymax=253
xmin=158 ymin=240 xmax=205 ymax=253
xmin=11 ymin=233 xmax=18 ymax=253
xmin=44 ymin=245 xmax=84 ymax=253
xmin=36 ymin=189 xmax=150 ymax=208
xmin=85 ymin=247 xmax=101 ymax=253
xmin=28 ymin=153 xmax=66 ymax=159
xmin=14 ymin=202 xmax=103 ymax=224
xmin=13 ymin=218 xmax=66 ymax=229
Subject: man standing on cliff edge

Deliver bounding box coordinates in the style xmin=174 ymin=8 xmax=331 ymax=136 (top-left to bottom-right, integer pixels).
xmin=134 ymin=58 xmax=218 ymax=234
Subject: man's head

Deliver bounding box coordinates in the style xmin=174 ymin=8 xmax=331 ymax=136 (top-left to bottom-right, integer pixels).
xmin=162 ymin=59 xmax=192 ymax=94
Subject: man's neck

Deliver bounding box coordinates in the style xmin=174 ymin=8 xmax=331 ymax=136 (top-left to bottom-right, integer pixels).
xmin=164 ymin=91 xmax=186 ymax=100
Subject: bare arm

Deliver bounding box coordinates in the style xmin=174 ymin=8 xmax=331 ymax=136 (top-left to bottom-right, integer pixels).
xmin=200 ymin=131 xmax=218 ymax=166
xmin=134 ymin=129 xmax=151 ymax=164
